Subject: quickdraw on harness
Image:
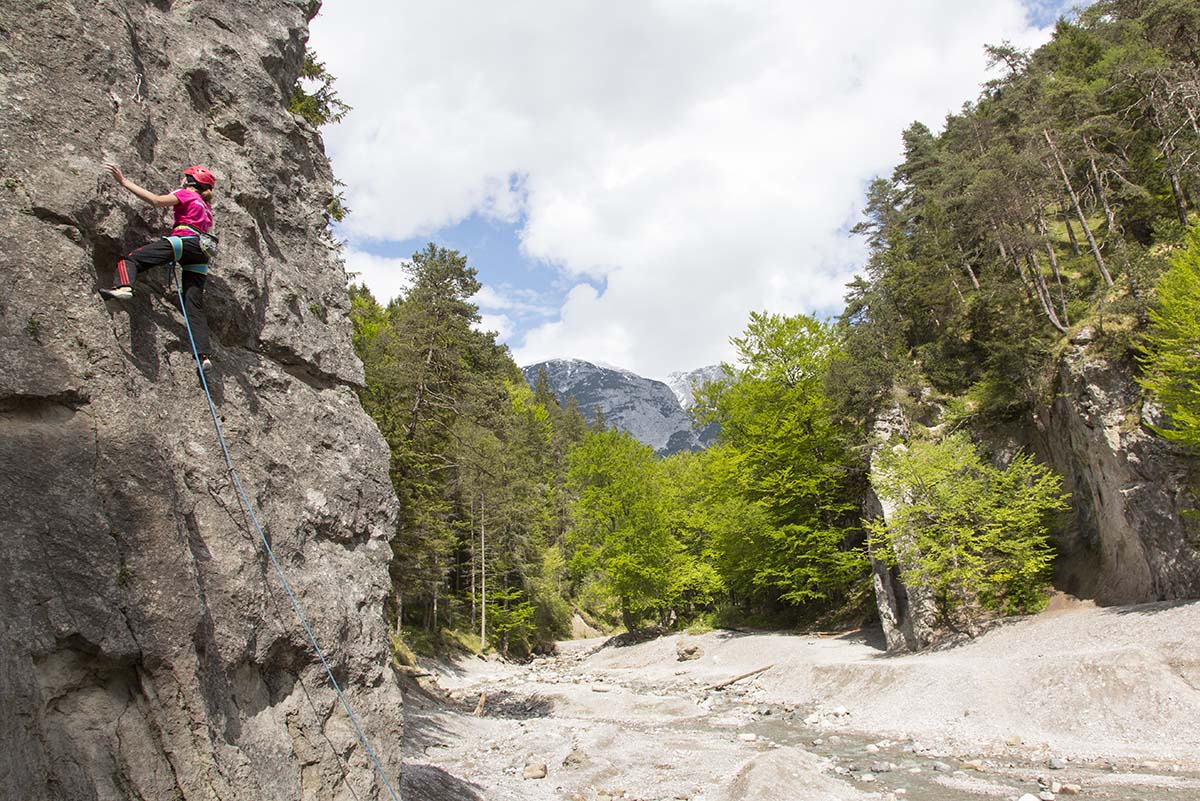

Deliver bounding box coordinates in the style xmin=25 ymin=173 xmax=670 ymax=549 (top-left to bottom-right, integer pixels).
xmin=166 ymin=256 xmax=403 ymax=801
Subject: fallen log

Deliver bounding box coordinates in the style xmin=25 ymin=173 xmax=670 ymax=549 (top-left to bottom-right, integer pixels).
xmin=705 ymin=664 xmax=773 ymax=691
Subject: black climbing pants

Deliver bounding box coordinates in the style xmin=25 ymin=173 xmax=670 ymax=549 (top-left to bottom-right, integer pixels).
xmin=113 ymin=237 xmax=212 ymax=354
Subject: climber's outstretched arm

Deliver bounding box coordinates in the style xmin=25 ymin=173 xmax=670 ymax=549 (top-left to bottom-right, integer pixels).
xmin=105 ymin=163 xmax=179 ymax=207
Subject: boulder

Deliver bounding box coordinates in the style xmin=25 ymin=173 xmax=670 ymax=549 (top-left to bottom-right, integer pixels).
xmin=676 ymin=637 xmax=703 ymax=661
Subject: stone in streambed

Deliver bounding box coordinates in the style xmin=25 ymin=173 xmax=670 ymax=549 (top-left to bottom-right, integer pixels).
xmin=676 ymin=638 xmax=702 ymax=661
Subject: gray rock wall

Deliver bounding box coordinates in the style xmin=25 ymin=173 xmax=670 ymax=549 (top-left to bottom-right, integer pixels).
xmin=870 ymin=339 xmax=1200 ymax=653
xmin=1027 ymin=339 xmax=1200 ymax=604
xmin=0 ymin=1 xmax=403 ymax=799
xmin=864 ymin=405 xmax=939 ymax=653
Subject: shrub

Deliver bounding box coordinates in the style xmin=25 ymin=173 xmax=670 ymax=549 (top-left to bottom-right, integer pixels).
xmin=868 ymin=433 xmax=1067 ymax=633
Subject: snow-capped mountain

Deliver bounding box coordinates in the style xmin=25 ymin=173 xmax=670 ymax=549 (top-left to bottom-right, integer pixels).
xmin=522 ymin=359 xmax=721 ymax=455
xmin=666 ymin=365 xmax=730 ymax=410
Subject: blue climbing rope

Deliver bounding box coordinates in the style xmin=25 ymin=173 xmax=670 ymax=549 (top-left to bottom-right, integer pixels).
xmin=168 ymin=262 xmax=403 ymax=801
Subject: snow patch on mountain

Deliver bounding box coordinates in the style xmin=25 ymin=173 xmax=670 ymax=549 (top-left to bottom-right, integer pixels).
xmin=666 ymin=365 xmax=730 ymax=410
xmin=522 ymin=359 xmax=717 ymax=455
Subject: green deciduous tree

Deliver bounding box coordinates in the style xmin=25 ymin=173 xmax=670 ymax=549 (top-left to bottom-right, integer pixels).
xmin=868 ymin=434 xmax=1066 ymax=633
xmin=694 ymin=312 xmax=868 ymax=611
xmin=567 ymin=429 xmax=691 ymax=630
xmin=1139 ymin=227 xmax=1200 ymax=452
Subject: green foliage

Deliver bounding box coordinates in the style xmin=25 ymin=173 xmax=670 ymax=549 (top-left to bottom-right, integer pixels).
xmin=24 ymin=314 xmax=41 ymax=342
xmin=288 ymin=50 xmax=350 ymax=127
xmin=693 ymin=312 xmax=868 ymax=610
xmin=481 ymin=586 xmax=538 ymax=656
xmin=869 ymin=434 xmax=1067 ymax=631
xmin=568 ymin=429 xmax=695 ymax=629
xmin=351 ymin=250 xmax=590 ymax=648
xmin=1139 ymin=227 xmax=1200 ymax=452
xmin=833 ymin=2 xmax=1200 ymax=438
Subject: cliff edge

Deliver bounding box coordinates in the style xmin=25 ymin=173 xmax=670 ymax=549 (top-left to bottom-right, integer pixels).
xmin=0 ymin=1 xmax=403 ymax=799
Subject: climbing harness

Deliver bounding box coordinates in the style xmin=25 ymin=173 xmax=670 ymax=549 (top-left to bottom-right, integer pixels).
xmin=166 ymin=261 xmax=403 ymax=801
xmin=173 ymin=226 xmax=219 ymax=259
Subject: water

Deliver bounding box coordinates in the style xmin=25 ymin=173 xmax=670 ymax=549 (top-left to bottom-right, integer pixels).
xmin=707 ymin=701 xmax=1200 ymax=801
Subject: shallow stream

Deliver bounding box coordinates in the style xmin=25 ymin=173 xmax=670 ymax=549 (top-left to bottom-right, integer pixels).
xmin=692 ymin=694 xmax=1200 ymax=801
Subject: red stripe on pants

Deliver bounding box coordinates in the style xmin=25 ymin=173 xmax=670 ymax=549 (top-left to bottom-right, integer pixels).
xmin=117 ymin=259 xmax=129 ymax=286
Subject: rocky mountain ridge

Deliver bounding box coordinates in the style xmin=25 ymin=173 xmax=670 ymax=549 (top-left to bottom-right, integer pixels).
xmin=0 ymin=2 xmax=402 ymax=799
xmin=522 ymin=359 xmax=722 ymax=455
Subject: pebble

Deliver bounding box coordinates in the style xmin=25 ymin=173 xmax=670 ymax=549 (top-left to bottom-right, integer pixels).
xmin=1039 ymin=792 xmax=1055 ymax=801
xmin=831 ymin=706 xmax=850 ymax=717
xmin=522 ymin=762 xmax=547 ymax=780
xmin=865 ymin=744 xmax=880 ymax=753
xmin=1060 ymin=784 xmax=1081 ymax=795
xmin=804 ymin=713 xmax=822 ymax=725
xmin=1006 ymin=735 xmax=1023 ymax=746
xmin=738 ymin=733 xmax=758 ymax=742
xmin=861 ymin=773 xmax=877 ymax=783
xmin=931 ymin=761 xmax=953 ymax=772
xmin=1048 ymin=757 xmax=1067 ymax=770
xmin=591 ymin=684 xmax=611 ymax=693
xmin=1018 ymin=795 xmax=1041 ymax=801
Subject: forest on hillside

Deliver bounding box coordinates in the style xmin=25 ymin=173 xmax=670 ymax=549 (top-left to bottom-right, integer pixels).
xmin=347 ymin=0 xmax=1200 ymax=658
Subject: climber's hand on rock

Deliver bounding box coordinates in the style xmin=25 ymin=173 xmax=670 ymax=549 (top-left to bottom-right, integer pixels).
xmin=105 ymin=163 xmax=126 ymax=187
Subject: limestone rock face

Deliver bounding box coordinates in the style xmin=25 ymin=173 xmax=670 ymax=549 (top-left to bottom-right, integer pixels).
xmin=870 ymin=340 xmax=1200 ymax=653
xmin=864 ymin=405 xmax=938 ymax=653
xmin=0 ymin=2 xmax=403 ymax=799
xmin=1030 ymin=342 xmax=1200 ymax=603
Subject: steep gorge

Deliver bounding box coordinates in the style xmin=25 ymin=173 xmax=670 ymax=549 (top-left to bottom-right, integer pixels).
xmin=0 ymin=1 xmax=402 ymax=799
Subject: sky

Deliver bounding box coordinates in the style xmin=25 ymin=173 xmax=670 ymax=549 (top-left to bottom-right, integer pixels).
xmin=309 ymin=1 xmax=1082 ymax=380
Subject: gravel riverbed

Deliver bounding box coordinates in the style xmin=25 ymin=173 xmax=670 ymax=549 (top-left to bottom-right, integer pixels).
xmin=399 ymin=601 xmax=1200 ymax=801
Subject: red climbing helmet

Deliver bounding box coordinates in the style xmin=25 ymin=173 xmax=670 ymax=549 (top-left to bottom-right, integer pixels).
xmin=183 ymin=165 xmax=215 ymax=189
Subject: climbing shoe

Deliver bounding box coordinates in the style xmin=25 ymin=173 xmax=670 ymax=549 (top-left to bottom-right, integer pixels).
xmin=99 ymin=286 xmax=133 ymax=301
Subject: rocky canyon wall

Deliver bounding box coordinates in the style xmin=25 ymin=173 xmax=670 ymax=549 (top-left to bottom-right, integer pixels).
xmin=0 ymin=1 xmax=403 ymax=799
xmin=868 ymin=335 xmax=1200 ymax=652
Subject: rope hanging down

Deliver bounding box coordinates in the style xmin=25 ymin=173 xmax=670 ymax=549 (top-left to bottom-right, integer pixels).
xmin=168 ymin=262 xmax=403 ymax=801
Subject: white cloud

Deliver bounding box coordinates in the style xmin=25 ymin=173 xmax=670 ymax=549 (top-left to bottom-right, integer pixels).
xmin=312 ymin=1 xmax=1060 ymax=379
xmin=471 ymin=285 xmax=556 ymax=317
xmin=476 ymin=313 xmax=516 ymax=340
xmin=343 ymin=249 xmax=411 ymax=304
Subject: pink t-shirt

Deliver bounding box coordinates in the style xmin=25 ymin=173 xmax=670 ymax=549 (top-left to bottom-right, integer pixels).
xmin=170 ymin=188 xmax=213 ymax=234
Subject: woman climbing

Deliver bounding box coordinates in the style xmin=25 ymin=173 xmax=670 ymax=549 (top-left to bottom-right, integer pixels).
xmin=99 ymin=163 xmax=218 ymax=372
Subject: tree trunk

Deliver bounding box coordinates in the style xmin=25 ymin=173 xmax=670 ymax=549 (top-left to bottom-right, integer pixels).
xmin=621 ymin=602 xmax=636 ymax=632
xmin=1162 ymin=137 xmax=1191 ymax=225
xmin=1046 ymin=244 xmax=1070 ymax=326
xmin=1044 ymin=129 xmax=1113 ymax=286
xmin=469 ymin=493 xmax=476 ymax=626
xmin=1083 ymin=139 xmax=1117 ymax=234
xmin=955 ymin=244 xmax=981 ymax=290
xmin=405 ymin=334 xmax=438 ymax=441
xmin=1031 ymin=197 xmax=1071 ymax=325
xmin=1060 ymin=197 xmax=1081 ymax=255
xmin=431 ymin=580 xmax=438 ymax=633
xmin=480 ymin=493 xmax=487 ymax=650
xmin=1022 ymin=255 xmax=1070 ymax=333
